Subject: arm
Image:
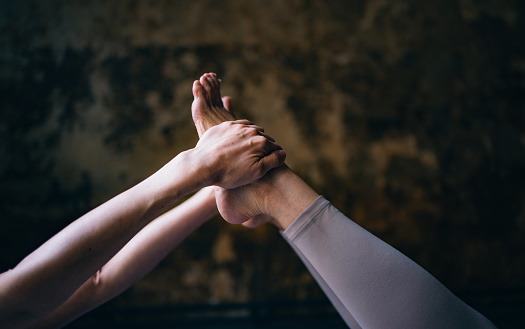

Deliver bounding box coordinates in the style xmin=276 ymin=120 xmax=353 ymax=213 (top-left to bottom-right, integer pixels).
xmin=0 ymin=120 xmax=285 ymax=329
xmin=31 ymin=187 xmax=217 ymax=329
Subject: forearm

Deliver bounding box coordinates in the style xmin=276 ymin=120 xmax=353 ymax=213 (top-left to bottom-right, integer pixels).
xmin=0 ymin=118 xmax=285 ymax=328
xmin=31 ymin=187 xmax=217 ymax=329
xmin=0 ymin=150 xmax=205 ymax=328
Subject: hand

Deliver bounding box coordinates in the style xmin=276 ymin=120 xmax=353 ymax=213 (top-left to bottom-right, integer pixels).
xmin=193 ymin=120 xmax=286 ymax=189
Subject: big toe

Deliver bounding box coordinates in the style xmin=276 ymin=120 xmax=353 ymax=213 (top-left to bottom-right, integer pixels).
xmin=192 ymin=80 xmax=205 ymax=99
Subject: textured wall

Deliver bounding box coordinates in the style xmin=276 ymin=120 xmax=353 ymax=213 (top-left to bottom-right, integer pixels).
xmin=1 ymin=0 xmax=524 ymax=323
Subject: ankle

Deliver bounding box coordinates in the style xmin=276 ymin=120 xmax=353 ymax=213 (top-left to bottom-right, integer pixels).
xmin=261 ymin=165 xmax=319 ymax=230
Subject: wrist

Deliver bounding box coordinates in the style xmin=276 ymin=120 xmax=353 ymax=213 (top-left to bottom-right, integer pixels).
xmin=143 ymin=149 xmax=210 ymax=211
xmin=181 ymin=147 xmax=216 ymax=187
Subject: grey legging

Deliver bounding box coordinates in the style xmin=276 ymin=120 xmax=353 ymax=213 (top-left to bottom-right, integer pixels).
xmin=282 ymin=196 xmax=497 ymax=329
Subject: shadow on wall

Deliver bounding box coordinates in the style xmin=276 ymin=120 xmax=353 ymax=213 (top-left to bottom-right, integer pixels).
xmin=1 ymin=1 xmax=524 ymax=328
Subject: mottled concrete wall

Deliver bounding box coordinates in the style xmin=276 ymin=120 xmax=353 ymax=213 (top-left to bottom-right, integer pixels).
xmin=1 ymin=0 xmax=524 ymax=310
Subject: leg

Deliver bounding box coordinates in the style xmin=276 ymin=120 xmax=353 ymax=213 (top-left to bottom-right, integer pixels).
xmin=281 ymin=233 xmax=363 ymax=329
xmin=191 ymin=73 xmax=497 ymax=329
xmin=283 ymin=197 xmax=497 ymax=329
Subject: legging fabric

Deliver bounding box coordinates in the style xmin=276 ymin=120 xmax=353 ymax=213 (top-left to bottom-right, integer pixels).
xmin=282 ymin=196 xmax=497 ymax=329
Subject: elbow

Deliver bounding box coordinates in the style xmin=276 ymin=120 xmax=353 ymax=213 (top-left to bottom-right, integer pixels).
xmin=78 ymin=268 xmax=106 ymax=302
xmin=84 ymin=267 xmax=128 ymax=305
xmin=91 ymin=268 xmax=103 ymax=287
xmin=83 ymin=268 xmax=111 ymax=301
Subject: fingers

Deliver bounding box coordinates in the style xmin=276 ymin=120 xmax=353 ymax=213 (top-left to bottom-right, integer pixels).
xmin=228 ymin=120 xmax=264 ymax=132
xmin=258 ymin=148 xmax=286 ymax=175
xmin=258 ymin=131 xmax=275 ymax=142
xmin=233 ymin=122 xmax=275 ymax=142
xmin=262 ymin=138 xmax=283 ymax=156
xmin=231 ymin=119 xmax=253 ymax=126
xmin=212 ymin=120 xmax=278 ymax=148
xmin=219 ymin=120 xmax=277 ymax=145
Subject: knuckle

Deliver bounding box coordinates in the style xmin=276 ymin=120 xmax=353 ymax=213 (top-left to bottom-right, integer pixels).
xmin=244 ymin=126 xmax=254 ymax=136
xmin=262 ymin=137 xmax=270 ymax=144
xmin=252 ymin=136 xmax=266 ymax=146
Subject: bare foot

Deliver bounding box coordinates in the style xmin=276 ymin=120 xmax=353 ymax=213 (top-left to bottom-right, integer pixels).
xmin=191 ymin=73 xmax=235 ymax=138
xmin=191 ymin=73 xmax=318 ymax=230
xmin=191 ymin=73 xmax=272 ymax=224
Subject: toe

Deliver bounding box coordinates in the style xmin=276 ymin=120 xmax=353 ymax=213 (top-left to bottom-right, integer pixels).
xmin=222 ymin=96 xmax=232 ymax=114
xmin=199 ymin=75 xmax=213 ymax=102
xmin=192 ymin=80 xmax=205 ymax=98
xmin=206 ymin=73 xmax=218 ymax=89
xmin=208 ymin=74 xmax=223 ymax=107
